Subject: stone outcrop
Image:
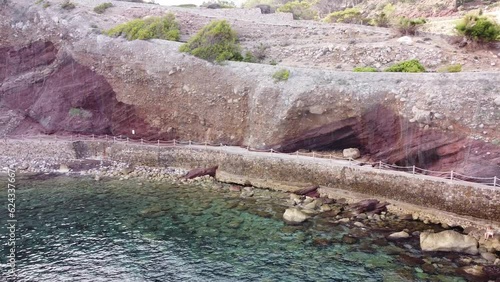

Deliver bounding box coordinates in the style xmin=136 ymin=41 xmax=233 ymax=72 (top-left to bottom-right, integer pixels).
xmin=420 ymin=230 xmax=478 ymax=255
xmin=184 ymin=166 xmax=218 ymax=179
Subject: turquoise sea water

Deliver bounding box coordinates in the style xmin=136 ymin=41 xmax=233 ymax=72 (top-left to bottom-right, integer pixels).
xmin=0 ymin=175 xmax=469 ymax=281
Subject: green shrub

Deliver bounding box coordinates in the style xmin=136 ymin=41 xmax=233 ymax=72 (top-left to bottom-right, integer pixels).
xmin=243 ymin=51 xmax=256 ymax=63
xmin=61 ymin=0 xmax=75 ymax=10
xmin=384 ymin=59 xmax=425 ymax=73
xmin=437 ymin=64 xmax=462 ymax=73
xmin=94 ymin=2 xmax=113 ymax=14
xmin=370 ymin=3 xmax=395 ymax=27
xmin=396 ymin=17 xmax=426 ymax=35
xmin=455 ymin=14 xmax=500 ymax=43
xmin=270 ymin=59 xmax=277 ymax=65
xmin=107 ymin=14 xmax=180 ymax=41
xmin=353 ymin=66 xmax=378 ymax=72
xmin=242 ymin=0 xmax=274 ymax=9
xmin=272 ymin=69 xmax=290 ymax=81
xmin=324 ymin=8 xmax=364 ymax=24
xmin=277 ymin=1 xmax=317 ymax=20
xmin=179 ymin=20 xmax=242 ymax=62
xmin=176 ymin=4 xmax=197 ymax=8
xmin=202 ymin=0 xmax=236 ymax=8
xmin=43 ymin=1 xmax=50 ymax=8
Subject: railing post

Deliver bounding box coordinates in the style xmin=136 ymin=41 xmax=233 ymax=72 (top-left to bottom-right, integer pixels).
xmin=141 ymin=138 xmax=143 ymax=144
xmin=270 ymin=149 xmax=274 ymax=153
xmin=296 ymin=151 xmax=298 ymax=158
xmin=379 ymin=161 xmax=382 ymax=169
xmin=157 ymin=140 xmax=160 ymax=147
xmin=127 ymin=137 xmax=129 ymax=143
xmin=173 ymin=139 xmax=176 ymax=146
xmin=412 ymin=165 xmax=415 ymax=174
xmin=494 ymin=176 xmax=497 ymax=187
xmin=312 ymin=151 xmax=315 ymax=158
xmin=92 ymin=134 xmax=95 ymax=140
xmin=189 ymin=140 xmax=192 ymax=146
xmin=113 ymin=136 xmax=116 ymax=143
xmin=450 ymin=171 xmax=454 ymax=181
xmin=105 ymin=134 xmax=108 ymax=140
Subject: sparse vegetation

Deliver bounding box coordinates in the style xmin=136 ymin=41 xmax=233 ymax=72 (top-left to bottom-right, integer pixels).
xmin=202 ymin=0 xmax=236 ymax=8
xmin=43 ymin=1 xmax=51 ymax=8
xmin=61 ymin=0 xmax=75 ymax=10
xmin=270 ymin=59 xmax=277 ymax=65
xmin=276 ymin=1 xmax=318 ymax=20
xmin=242 ymin=0 xmax=274 ymax=9
xmin=324 ymin=8 xmax=365 ymax=24
xmin=272 ymin=68 xmax=290 ymax=81
xmin=384 ymin=59 xmax=425 ymax=73
xmin=176 ymin=4 xmax=197 ymax=8
xmin=370 ymin=3 xmax=395 ymax=27
xmin=437 ymin=64 xmax=462 ymax=73
xmin=353 ymin=66 xmax=378 ymax=72
xmin=35 ymin=0 xmax=43 ymax=4
xmin=94 ymin=2 xmax=113 ymax=14
xmin=106 ymin=14 xmax=180 ymax=41
xmin=455 ymin=13 xmax=500 ymax=43
xmin=179 ymin=20 xmax=242 ymax=63
xmin=396 ymin=17 xmax=426 ymax=35
xmin=243 ymin=51 xmax=256 ymax=63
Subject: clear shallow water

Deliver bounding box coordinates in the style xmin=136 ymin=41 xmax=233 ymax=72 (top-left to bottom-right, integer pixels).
xmin=0 ymin=175 xmax=468 ymax=282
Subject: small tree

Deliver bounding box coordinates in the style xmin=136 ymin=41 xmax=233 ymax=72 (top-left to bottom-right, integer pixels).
xmin=396 ymin=17 xmax=426 ymax=35
xmin=179 ymin=20 xmax=242 ymax=62
xmin=324 ymin=8 xmax=364 ymax=24
xmin=276 ymin=1 xmax=318 ymax=20
xmin=455 ymin=14 xmax=500 ymax=44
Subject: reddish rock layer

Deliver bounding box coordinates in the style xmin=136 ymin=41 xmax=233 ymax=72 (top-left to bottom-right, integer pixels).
xmin=276 ymin=105 xmax=500 ymax=180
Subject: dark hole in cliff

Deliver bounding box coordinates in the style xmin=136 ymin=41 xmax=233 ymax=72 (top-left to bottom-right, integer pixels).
xmin=277 ymin=123 xmax=362 ymax=153
xmin=395 ymin=148 xmax=441 ymax=168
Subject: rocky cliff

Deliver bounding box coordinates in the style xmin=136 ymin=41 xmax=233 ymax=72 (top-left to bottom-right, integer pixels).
xmin=1 ymin=0 xmax=499 ymax=179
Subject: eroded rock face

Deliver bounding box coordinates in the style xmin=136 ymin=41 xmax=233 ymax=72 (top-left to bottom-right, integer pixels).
xmin=275 ymin=105 xmax=500 ymax=180
xmin=0 ymin=41 xmax=170 ymax=139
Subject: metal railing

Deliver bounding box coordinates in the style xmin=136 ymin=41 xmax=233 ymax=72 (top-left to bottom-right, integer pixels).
xmin=3 ymin=134 xmax=499 ymax=188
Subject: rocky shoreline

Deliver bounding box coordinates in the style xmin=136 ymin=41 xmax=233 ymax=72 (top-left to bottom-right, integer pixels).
xmin=2 ymin=155 xmax=499 ymax=280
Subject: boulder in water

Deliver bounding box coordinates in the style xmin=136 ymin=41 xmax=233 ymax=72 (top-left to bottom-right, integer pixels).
xmin=420 ymin=230 xmax=478 ymax=255
xmin=184 ymin=166 xmax=218 ymax=179
xmin=283 ymin=208 xmax=309 ymax=223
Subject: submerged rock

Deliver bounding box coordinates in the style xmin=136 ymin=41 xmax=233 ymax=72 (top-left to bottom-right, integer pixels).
xmin=283 ymin=208 xmax=310 ymax=224
xmin=388 ymin=231 xmax=410 ymax=240
xmin=420 ymin=230 xmax=478 ymax=255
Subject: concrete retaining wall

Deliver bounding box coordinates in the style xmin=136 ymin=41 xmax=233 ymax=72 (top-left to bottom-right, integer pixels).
xmin=80 ymin=141 xmax=500 ymax=222
xmin=1 ymin=139 xmax=498 ymax=223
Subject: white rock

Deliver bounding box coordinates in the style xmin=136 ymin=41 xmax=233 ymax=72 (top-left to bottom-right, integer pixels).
xmin=494 ymin=96 xmax=500 ymax=106
xmin=309 ymin=105 xmax=326 ymax=115
xmin=389 ymin=231 xmax=410 ymax=239
xmin=58 ymin=164 xmax=69 ymax=173
xmin=354 ymin=222 xmax=365 ymax=227
xmin=343 ymin=148 xmax=360 ymax=159
xmin=420 ymin=230 xmax=478 ymax=255
xmin=283 ymin=208 xmax=309 ymax=223
xmin=397 ymin=36 xmax=413 ymax=45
